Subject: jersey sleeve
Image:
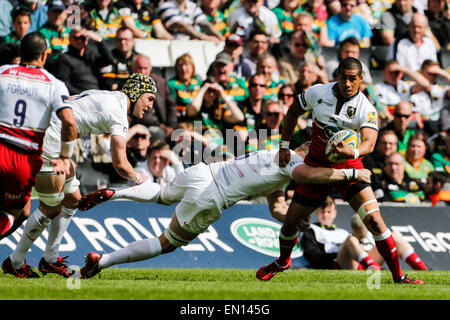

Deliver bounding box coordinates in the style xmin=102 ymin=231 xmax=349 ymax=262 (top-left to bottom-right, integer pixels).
xmin=283 ymin=152 xmax=305 ymax=178
xmin=359 ymin=101 xmax=379 ymax=131
xmin=296 ymin=84 xmax=323 ymax=111
xmin=50 ymin=80 xmax=70 ymax=113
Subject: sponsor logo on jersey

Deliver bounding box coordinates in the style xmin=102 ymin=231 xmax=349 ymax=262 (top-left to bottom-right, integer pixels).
xmin=230 ymin=218 xmax=303 ymax=258
xmin=2 ymin=66 xmax=50 ymax=82
xmin=367 ymin=111 xmax=377 ymax=125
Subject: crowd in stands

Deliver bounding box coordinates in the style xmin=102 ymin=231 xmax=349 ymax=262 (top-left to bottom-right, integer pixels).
xmin=0 ymin=0 xmax=448 ymax=205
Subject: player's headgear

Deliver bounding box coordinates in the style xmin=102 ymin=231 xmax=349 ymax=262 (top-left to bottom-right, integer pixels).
xmin=121 ymin=73 xmax=157 ymax=103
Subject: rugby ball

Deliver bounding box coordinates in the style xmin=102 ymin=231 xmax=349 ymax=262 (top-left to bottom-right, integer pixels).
xmin=325 ymin=129 xmax=360 ymax=163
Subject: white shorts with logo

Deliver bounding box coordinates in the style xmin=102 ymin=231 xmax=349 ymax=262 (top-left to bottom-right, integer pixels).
xmin=160 ymin=162 xmax=225 ymax=235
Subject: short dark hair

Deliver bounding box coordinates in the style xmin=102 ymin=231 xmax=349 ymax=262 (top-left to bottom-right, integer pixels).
xmin=337 ymin=57 xmax=363 ymax=76
xmin=428 ymin=171 xmax=449 ymax=185
xmin=20 ymin=32 xmax=47 ymax=62
xmin=0 ymin=42 xmax=20 ymax=66
xmin=11 ymin=7 xmax=31 ymax=22
xmin=339 ymin=37 xmax=360 ymax=48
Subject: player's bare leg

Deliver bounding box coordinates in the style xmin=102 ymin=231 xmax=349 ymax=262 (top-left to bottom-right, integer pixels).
xmin=336 ymin=236 xmax=381 ymax=270
xmin=348 ymin=187 xmax=423 ymax=284
xmin=256 ymin=201 xmax=317 ymax=281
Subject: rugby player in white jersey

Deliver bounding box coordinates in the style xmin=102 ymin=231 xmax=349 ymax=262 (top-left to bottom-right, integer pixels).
xmin=0 ymin=32 xmax=77 ymax=278
xmin=77 ymin=148 xmax=372 ymax=278
xmin=2 ymin=73 xmax=157 ymax=278
xmin=256 ymin=57 xmax=423 ymax=284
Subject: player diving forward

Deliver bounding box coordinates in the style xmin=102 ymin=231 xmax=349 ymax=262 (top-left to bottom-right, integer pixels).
xmin=2 ymin=74 xmax=157 ymax=278
xmin=77 ymin=148 xmax=371 ymax=278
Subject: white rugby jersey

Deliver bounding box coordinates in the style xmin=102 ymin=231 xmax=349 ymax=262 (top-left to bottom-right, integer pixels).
xmin=209 ymin=149 xmax=304 ymax=208
xmin=410 ymin=84 xmax=449 ymax=121
xmin=0 ymin=64 xmax=69 ymax=152
xmin=297 ymin=82 xmax=378 ymax=163
xmin=374 ymin=80 xmax=414 ymax=108
xmin=49 ymin=90 xmax=129 ymax=138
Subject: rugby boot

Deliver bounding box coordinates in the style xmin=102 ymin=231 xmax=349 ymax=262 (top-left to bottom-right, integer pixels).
xmin=2 ymin=257 xmax=40 ymax=278
xmin=39 ymin=256 xmax=74 ymax=278
xmin=80 ymin=252 xmax=102 ymax=279
xmin=256 ymin=259 xmax=292 ymax=281
xmin=78 ymin=188 xmax=115 ymax=211
xmin=395 ymin=275 xmax=424 ymax=284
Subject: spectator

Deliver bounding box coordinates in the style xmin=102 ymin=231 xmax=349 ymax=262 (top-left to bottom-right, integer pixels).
xmin=84 ymin=0 xmax=127 ymax=39
xmin=0 ymin=0 xmax=13 ymax=37
xmin=135 ymin=140 xmax=184 ymax=185
xmin=0 ymin=42 xmax=20 ymax=65
xmin=168 ymin=53 xmax=203 ymax=122
xmin=201 ymin=0 xmax=230 ymax=36
xmin=374 ymin=59 xmax=430 ymax=119
xmin=423 ymin=171 xmax=450 ymax=206
xmin=293 ymin=11 xmax=328 ymax=49
xmin=243 ymin=29 xmax=270 ymax=75
xmin=298 ymin=60 xmax=326 ymax=89
xmin=129 ymin=54 xmax=177 ymax=143
xmin=389 ymin=13 xmax=438 ymax=72
xmin=381 ymin=101 xmax=417 ymax=156
xmin=409 ymin=60 xmax=450 ymax=136
xmin=256 ymin=52 xmax=284 ymax=100
xmin=125 ymin=124 xmax=152 ymax=168
xmin=39 ymin=0 xmax=70 ymax=73
xmin=325 ymin=37 xmax=373 ymax=84
xmin=325 ymin=0 xmax=372 ymax=48
xmin=210 ymin=51 xmax=249 ymax=103
xmin=278 ymin=30 xmax=310 ymax=84
xmin=16 ymin=0 xmax=48 ymax=33
xmin=425 ymin=0 xmax=450 ymax=51
xmin=278 ymin=83 xmax=296 ymax=114
xmin=186 ymin=79 xmax=244 ymax=159
xmin=363 ymin=130 xmax=399 ymax=199
xmin=221 ymin=34 xmax=252 ymax=80
xmin=272 ymin=0 xmax=302 ymax=36
xmin=248 ymin=99 xmax=284 ymax=151
xmin=404 ymin=132 xmax=434 ymax=182
xmin=298 ymin=0 xmax=329 ymax=29
xmin=114 ymin=0 xmax=174 ymax=39
xmin=54 ymin=28 xmax=112 ymax=95
xmin=378 ymin=152 xmax=425 ymax=203
xmin=171 ymin=121 xmax=211 ymax=167
xmin=157 ymin=0 xmax=224 ymax=43
xmin=228 ymin=0 xmax=282 ymax=43
xmin=232 ymin=73 xmax=267 ymax=147
xmin=0 ymin=7 xmax=30 ymax=44
xmin=431 ymin=134 xmax=450 ymax=174
xmin=99 ymin=27 xmax=137 ymax=90
xmin=380 ymin=0 xmax=416 ymax=45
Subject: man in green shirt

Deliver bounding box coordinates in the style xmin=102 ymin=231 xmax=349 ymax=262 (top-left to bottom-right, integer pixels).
xmin=39 ymin=0 xmax=70 ymax=73
xmin=0 ymin=7 xmax=30 ymax=45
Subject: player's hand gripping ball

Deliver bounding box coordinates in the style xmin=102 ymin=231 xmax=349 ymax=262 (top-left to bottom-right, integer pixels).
xmin=325 ymin=129 xmax=360 ymax=163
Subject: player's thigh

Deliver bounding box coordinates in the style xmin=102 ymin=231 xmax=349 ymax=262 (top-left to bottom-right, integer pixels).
xmin=0 ymin=145 xmax=42 ymax=213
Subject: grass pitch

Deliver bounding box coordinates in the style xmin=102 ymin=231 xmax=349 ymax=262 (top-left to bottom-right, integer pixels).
xmin=0 ymin=268 xmax=448 ymax=301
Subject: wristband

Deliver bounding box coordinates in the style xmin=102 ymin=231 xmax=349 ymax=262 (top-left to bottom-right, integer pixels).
xmin=60 ymin=140 xmax=76 ymax=158
xmin=342 ymin=168 xmax=358 ymax=180
xmin=353 ymin=148 xmax=360 ymax=159
xmin=280 ymin=140 xmax=290 ymax=149
xmin=134 ymin=172 xmax=143 ymax=184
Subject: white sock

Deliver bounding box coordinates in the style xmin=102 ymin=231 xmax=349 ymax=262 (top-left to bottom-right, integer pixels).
xmin=99 ymin=238 xmax=162 ymax=269
xmin=10 ymin=209 xmax=51 ymax=268
xmin=112 ymin=180 xmax=161 ymax=202
xmin=358 ymin=252 xmax=369 ymax=262
xmin=43 ymin=206 xmax=76 ymax=263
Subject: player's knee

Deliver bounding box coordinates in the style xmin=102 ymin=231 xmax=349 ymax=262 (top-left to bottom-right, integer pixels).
xmin=37 ymin=191 xmax=65 ymax=207
xmin=159 ymin=233 xmax=178 ymax=253
xmin=357 ymin=199 xmax=379 ymax=221
xmin=345 ymin=235 xmax=360 ymax=248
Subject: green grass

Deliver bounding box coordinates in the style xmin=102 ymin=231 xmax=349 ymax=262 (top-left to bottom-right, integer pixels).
xmin=0 ymin=269 xmax=448 ymax=300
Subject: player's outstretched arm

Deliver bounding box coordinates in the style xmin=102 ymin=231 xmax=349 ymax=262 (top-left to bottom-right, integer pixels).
xmin=279 ymin=98 xmax=305 ymax=167
xmin=51 ymin=107 xmax=77 ymax=175
xmin=266 ymin=190 xmax=288 ymax=223
xmin=110 ymin=135 xmax=148 ymax=184
xmin=292 ymin=165 xmax=371 ymax=184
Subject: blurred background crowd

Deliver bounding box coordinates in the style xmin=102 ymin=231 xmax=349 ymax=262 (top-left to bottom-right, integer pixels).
xmin=0 ymin=0 xmax=448 ymax=205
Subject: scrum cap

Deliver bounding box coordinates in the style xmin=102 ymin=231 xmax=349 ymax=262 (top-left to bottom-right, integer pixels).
xmin=121 ymin=73 xmax=158 ymax=103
